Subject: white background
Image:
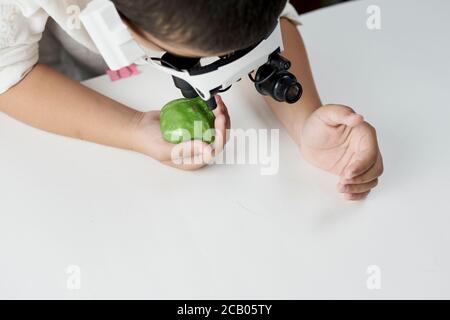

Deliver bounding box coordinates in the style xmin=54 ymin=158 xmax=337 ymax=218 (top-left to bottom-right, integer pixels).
xmin=0 ymin=0 xmax=449 ymax=299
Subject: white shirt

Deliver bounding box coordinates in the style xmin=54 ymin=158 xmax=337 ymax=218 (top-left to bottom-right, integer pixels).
xmin=0 ymin=0 xmax=302 ymax=94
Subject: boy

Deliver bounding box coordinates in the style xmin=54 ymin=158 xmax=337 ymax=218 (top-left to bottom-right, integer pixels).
xmin=0 ymin=0 xmax=383 ymax=200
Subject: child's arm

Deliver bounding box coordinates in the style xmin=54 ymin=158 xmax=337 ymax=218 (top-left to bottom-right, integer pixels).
xmin=263 ymin=18 xmax=384 ymax=200
xmin=0 ymin=64 xmax=229 ymax=170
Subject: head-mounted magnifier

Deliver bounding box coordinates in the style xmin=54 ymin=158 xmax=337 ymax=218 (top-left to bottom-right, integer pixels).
xmin=80 ymin=0 xmax=303 ymax=110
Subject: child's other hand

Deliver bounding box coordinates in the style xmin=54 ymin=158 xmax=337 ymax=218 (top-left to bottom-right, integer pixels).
xmin=132 ymin=96 xmax=230 ymax=170
xmin=300 ymin=105 xmax=383 ymax=201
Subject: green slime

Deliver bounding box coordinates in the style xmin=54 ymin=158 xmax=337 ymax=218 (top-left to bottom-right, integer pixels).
xmin=160 ymin=97 xmax=215 ymax=144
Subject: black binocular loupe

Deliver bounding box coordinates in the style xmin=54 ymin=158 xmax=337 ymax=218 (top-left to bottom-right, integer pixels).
xmin=253 ymin=53 xmax=303 ymax=104
xmin=160 ymin=51 xmax=303 ymax=111
xmin=160 ymin=53 xmax=218 ymax=110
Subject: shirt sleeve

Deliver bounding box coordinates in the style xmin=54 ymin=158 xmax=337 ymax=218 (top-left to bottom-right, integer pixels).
xmin=0 ymin=2 xmax=48 ymax=94
xmin=280 ymin=1 xmax=302 ymax=26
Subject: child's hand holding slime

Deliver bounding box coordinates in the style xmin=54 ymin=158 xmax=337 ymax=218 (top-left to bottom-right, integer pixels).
xmin=131 ymin=95 xmax=230 ymax=170
xmin=160 ymin=96 xmax=216 ymax=144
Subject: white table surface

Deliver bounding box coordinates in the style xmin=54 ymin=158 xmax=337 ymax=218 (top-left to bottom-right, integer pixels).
xmin=1 ymin=0 xmax=449 ymax=299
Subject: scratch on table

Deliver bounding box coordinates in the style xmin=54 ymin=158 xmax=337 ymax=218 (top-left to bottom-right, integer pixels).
xmin=236 ymin=201 xmax=269 ymax=218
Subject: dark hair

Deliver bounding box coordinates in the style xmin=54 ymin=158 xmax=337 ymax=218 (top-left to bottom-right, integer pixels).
xmin=112 ymin=0 xmax=288 ymax=54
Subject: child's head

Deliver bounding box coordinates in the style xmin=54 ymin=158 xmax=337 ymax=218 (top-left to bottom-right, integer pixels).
xmin=112 ymin=0 xmax=288 ymax=57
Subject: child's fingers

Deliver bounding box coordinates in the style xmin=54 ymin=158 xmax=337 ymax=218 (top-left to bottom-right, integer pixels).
xmin=212 ymin=95 xmax=230 ymax=156
xmin=317 ymin=104 xmax=364 ymax=127
xmin=214 ymin=95 xmax=231 ymax=129
xmin=343 ymin=191 xmax=371 ymax=201
xmin=212 ymin=114 xmax=227 ymax=156
xmin=338 ymin=179 xmax=378 ymax=194
xmin=163 ymin=141 xmax=213 ymax=170
xmin=179 ymin=140 xmax=213 ymax=160
xmin=167 ymin=140 xmax=212 ymax=161
xmin=341 ymin=153 xmax=384 ymax=185
xmin=343 ymin=149 xmax=378 ymax=180
xmin=163 ymin=155 xmax=209 ymax=171
xmin=213 ymin=95 xmax=225 ymax=114
xmin=163 ymin=159 xmax=207 ymax=171
xmin=344 ymin=125 xmax=379 ymax=179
